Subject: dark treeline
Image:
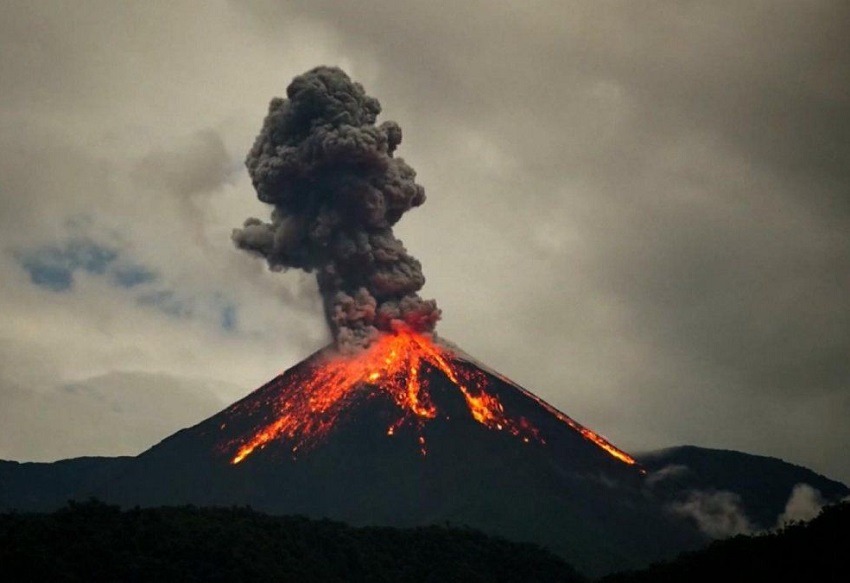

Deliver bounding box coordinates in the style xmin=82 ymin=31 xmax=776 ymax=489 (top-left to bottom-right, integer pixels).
xmin=600 ymin=501 xmax=849 ymax=583
xmin=0 ymin=500 xmax=583 ymax=582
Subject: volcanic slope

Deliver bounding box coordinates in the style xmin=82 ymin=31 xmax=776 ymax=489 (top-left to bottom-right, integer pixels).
xmin=92 ymin=332 xmax=703 ymax=576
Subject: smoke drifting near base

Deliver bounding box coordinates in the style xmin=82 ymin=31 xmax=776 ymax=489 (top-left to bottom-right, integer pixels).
xmin=233 ymin=67 xmax=440 ymax=351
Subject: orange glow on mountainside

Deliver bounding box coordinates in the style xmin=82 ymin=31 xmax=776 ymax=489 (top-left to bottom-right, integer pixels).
xmin=221 ymin=330 xmax=635 ymax=467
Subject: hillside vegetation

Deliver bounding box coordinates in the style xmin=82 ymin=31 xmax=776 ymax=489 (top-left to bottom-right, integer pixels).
xmin=0 ymin=500 xmax=583 ymax=583
xmin=601 ymin=501 xmax=849 ymax=583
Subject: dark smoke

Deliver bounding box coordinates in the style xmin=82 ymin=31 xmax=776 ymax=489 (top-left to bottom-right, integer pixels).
xmin=233 ymin=67 xmax=440 ymax=351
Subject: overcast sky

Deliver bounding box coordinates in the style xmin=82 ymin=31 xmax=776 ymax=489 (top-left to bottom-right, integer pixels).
xmin=1 ymin=1 xmax=848 ymax=484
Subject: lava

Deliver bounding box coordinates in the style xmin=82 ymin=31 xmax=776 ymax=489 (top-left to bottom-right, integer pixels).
xmin=222 ymin=330 xmax=635 ymax=467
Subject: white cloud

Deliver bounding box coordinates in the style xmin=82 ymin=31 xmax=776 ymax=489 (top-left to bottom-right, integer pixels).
xmin=776 ymin=484 xmax=825 ymax=527
xmin=645 ymin=464 xmax=690 ymax=488
xmin=668 ymin=490 xmax=752 ymax=539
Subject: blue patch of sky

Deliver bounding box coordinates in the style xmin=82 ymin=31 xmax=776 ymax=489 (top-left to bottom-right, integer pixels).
xmin=110 ymin=264 xmax=157 ymax=288
xmin=220 ymin=303 xmax=238 ymax=332
xmin=16 ymin=234 xmax=239 ymax=332
xmin=21 ymin=260 xmax=75 ymax=291
xmin=137 ymin=289 xmax=190 ymax=318
xmin=138 ymin=290 xmax=240 ymax=332
xmin=210 ymin=291 xmax=239 ymax=333
xmin=17 ymin=238 xmax=119 ymax=292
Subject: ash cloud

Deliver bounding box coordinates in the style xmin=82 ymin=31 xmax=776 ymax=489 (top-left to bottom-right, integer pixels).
xmin=233 ymin=66 xmax=439 ymax=351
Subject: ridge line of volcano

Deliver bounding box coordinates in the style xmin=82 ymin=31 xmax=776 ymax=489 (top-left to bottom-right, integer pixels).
xmin=213 ymin=332 xmax=638 ymax=469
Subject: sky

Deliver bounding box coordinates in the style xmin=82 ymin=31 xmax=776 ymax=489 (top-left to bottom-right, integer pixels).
xmin=1 ymin=1 xmax=848 ymax=484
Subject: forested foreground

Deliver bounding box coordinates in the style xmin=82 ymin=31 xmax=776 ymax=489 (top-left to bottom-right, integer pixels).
xmin=0 ymin=500 xmax=583 ymax=582
xmin=602 ymin=501 xmax=849 ymax=583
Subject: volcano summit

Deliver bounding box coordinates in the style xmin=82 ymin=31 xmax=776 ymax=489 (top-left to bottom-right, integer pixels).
xmin=219 ymin=329 xmax=636 ymax=467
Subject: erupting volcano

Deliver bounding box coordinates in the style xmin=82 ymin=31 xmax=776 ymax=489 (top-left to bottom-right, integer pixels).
xmin=85 ymin=67 xmax=685 ymax=577
xmin=218 ymin=329 xmax=635 ymax=466
xmin=219 ymin=65 xmax=635 ymax=476
xmin=221 ymin=65 xmax=636 ymax=472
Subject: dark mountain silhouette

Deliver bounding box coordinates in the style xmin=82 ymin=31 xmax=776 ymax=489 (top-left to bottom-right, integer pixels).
xmin=1 ymin=338 xmax=847 ymax=577
xmin=600 ymin=500 xmax=850 ymax=583
xmin=0 ymin=456 xmax=132 ymax=511
xmin=638 ymin=445 xmax=849 ymax=530
xmin=0 ymin=500 xmax=584 ymax=583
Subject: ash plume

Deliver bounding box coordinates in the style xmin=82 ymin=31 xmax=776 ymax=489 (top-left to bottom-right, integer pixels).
xmin=233 ymin=67 xmax=440 ymax=351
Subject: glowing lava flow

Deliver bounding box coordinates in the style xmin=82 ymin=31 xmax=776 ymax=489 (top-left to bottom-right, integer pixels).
xmin=223 ymin=331 xmax=635 ymax=467
xmin=512 ymin=387 xmax=636 ymax=465
xmin=453 ymin=356 xmax=637 ymax=466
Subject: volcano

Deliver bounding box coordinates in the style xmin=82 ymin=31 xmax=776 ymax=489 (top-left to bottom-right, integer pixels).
xmin=85 ymin=332 xmax=702 ymax=576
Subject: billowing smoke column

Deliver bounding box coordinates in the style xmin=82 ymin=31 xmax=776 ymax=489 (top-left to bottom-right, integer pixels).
xmin=233 ymin=67 xmax=440 ymax=351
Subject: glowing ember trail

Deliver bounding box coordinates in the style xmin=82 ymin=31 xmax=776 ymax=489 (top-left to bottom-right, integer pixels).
xmin=455 ymin=357 xmax=637 ymax=466
xmin=514 ymin=389 xmax=636 ymax=465
xmin=222 ymin=330 xmax=635 ymax=467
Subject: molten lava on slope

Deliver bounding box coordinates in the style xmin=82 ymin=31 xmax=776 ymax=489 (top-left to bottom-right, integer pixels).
xmin=217 ymin=330 xmax=636 ymax=467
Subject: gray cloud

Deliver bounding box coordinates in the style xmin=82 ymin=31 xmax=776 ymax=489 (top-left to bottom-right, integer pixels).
xmin=0 ymin=371 xmax=230 ymax=461
xmin=133 ymin=129 xmax=234 ymax=197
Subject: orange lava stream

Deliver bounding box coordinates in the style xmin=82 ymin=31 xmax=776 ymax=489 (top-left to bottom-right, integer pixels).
xmin=509 ymin=384 xmax=636 ymax=465
xmin=224 ymin=330 xmax=635 ymax=467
